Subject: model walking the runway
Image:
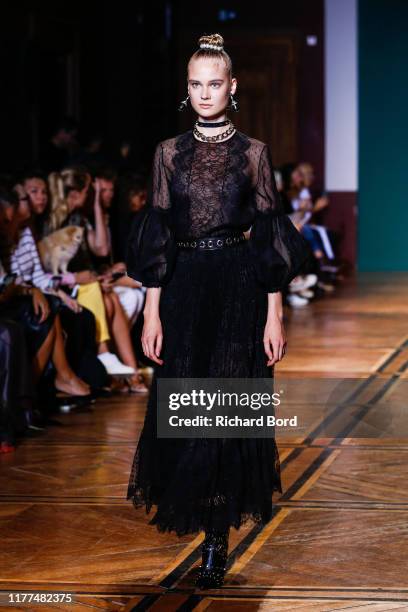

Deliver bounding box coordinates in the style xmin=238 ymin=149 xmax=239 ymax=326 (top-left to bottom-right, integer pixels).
xmin=126 ymin=33 xmax=312 ymax=589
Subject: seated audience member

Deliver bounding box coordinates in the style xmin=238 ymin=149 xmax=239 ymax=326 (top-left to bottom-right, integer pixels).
xmin=90 ymin=167 xmax=147 ymax=328
xmin=10 ymin=178 xmax=109 ymax=392
xmin=44 ymin=166 xmax=147 ymax=392
xmin=296 ymin=162 xmax=340 ymax=273
xmin=294 ymin=163 xmax=341 ymax=291
xmin=281 ymin=163 xmax=336 ymax=297
xmin=0 ymin=262 xmax=34 ymax=452
xmin=297 ymin=162 xmax=329 ymax=221
xmin=272 ymin=165 xmax=318 ymax=307
xmin=110 ymin=172 xmax=148 ymax=262
xmin=0 ymin=186 xmax=91 ymax=400
xmin=21 ymin=170 xmax=50 ymax=241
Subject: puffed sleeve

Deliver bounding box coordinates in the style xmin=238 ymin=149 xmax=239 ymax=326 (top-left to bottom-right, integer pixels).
xmin=126 ymin=142 xmax=177 ymax=287
xmin=248 ymin=144 xmax=314 ymax=293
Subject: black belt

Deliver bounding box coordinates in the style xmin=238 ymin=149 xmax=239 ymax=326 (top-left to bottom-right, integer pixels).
xmin=176 ymin=234 xmax=246 ymax=250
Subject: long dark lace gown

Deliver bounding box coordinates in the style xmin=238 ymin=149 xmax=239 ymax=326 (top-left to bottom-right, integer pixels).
xmin=126 ymin=129 xmax=312 ymax=536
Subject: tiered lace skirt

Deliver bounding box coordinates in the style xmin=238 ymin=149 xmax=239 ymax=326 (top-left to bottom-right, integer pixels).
xmin=126 ymin=239 xmax=282 ymax=536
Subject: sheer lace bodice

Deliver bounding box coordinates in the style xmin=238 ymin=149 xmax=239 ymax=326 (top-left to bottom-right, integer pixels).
xmin=127 ymin=129 xmax=312 ymax=292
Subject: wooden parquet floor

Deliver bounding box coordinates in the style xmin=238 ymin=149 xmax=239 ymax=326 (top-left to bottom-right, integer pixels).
xmin=1 ymin=272 xmax=408 ymax=611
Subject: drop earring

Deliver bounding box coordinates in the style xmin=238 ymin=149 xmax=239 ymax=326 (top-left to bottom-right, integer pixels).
xmin=178 ymin=94 xmax=190 ymax=112
xmin=230 ymin=93 xmax=239 ymax=112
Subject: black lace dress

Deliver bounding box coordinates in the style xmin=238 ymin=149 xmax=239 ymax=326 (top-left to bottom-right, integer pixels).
xmin=126 ymin=129 xmax=312 ymax=536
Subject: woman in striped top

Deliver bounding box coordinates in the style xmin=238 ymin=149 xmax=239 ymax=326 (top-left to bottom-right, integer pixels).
xmin=1 ymin=187 xmax=91 ymax=398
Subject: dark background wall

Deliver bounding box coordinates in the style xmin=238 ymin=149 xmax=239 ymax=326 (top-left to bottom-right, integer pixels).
xmin=358 ymin=0 xmax=408 ymax=271
xmin=1 ymin=0 xmax=324 ymax=188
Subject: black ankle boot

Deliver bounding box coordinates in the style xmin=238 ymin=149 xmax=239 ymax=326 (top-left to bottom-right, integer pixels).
xmin=195 ymin=528 xmax=229 ymax=589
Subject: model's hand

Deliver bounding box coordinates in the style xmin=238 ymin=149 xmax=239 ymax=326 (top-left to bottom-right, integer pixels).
xmin=264 ymin=315 xmax=287 ymax=366
xmin=142 ymin=313 xmax=164 ymax=365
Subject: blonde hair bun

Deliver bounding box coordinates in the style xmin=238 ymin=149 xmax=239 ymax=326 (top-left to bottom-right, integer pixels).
xmin=189 ymin=33 xmax=232 ymax=78
xmin=198 ymin=33 xmax=224 ymax=51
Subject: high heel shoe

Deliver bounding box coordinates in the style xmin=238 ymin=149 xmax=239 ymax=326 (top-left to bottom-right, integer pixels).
xmin=195 ymin=528 xmax=229 ymax=590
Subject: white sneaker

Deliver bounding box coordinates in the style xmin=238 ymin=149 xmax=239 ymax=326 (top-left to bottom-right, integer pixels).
xmin=289 ymin=274 xmax=318 ymax=292
xmin=97 ymin=352 xmax=136 ymax=376
xmin=298 ymin=288 xmax=314 ymax=298
xmin=287 ymin=293 xmax=309 ymax=307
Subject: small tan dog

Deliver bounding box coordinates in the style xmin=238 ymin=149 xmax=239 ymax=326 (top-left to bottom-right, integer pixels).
xmin=38 ymin=226 xmax=84 ymax=274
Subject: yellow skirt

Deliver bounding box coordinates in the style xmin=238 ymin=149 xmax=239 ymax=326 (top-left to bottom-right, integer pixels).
xmin=76 ymin=282 xmax=110 ymax=344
